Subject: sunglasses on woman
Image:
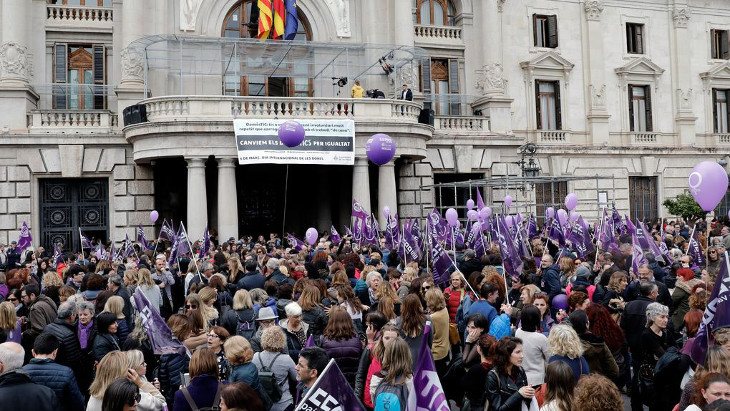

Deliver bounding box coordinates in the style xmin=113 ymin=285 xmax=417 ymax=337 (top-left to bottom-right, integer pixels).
xmin=185 ymin=304 xmax=197 ymax=310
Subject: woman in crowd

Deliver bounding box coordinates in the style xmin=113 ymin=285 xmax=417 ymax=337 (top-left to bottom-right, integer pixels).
xmin=220 ymin=289 xmax=256 ymax=338
xmin=41 ymin=271 xmax=63 ymax=306
xmin=600 ymin=271 xmax=628 ymax=309
xmin=252 ymin=326 xmax=297 ymax=411
xmin=335 ymin=284 xmax=366 ymax=331
xmin=486 ymin=336 xmax=532 ymax=411
xmin=425 ymin=288 xmax=450 ymax=375
xmin=397 ymin=293 xmax=431 ymax=368
xmin=297 ymin=285 xmax=328 ymax=338
xmin=515 ymin=305 xmax=548 ymax=386
xmin=684 ymin=373 xmax=730 ymax=411
xmin=126 ymin=349 xmax=163 ymax=402
xmin=198 ymin=286 xmax=220 ymax=326
xmin=573 ymin=373 xmax=623 ymax=411
xmin=370 ymin=337 xmax=416 ymax=407
xmin=679 ymin=347 xmax=730 ymax=410
xmin=532 ymin=292 xmax=554 ymax=335
xmin=0 ymin=301 xmax=21 ymax=343
xmin=136 ymin=268 xmax=162 ymax=312
xmin=220 ymin=382 xmax=265 ymax=411
xmin=444 ymin=271 xmax=467 ymax=324
xmin=159 ymin=314 xmax=191 ymax=407
xmin=93 ymin=311 xmax=121 ymax=361
xmin=462 ymin=313 xmax=491 ymax=367
xmin=672 ymin=268 xmax=703 ymax=331
xmin=376 ymin=295 xmax=398 ymax=324
xmin=540 ymin=361 xmax=575 ymax=411
xmin=103 ymin=295 xmax=130 ymax=343
xmin=462 ymin=334 xmax=497 ymax=410
xmin=279 ymin=302 xmax=308 ymax=363
xmin=225 ymin=335 xmax=262 ymax=391
xmin=88 ymin=351 xmax=165 ymax=411
xmin=207 ymin=325 xmax=231 ymax=381
xmin=319 ymin=306 xmax=363 ymax=387
xmin=227 ymin=256 xmax=245 ymax=286
xmin=569 ymin=310 xmax=618 ymax=381
xmin=586 ymin=303 xmax=628 ymax=387
xmin=546 ymin=324 xmax=589 ymax=381
xmin=183 ymin=293 xmax=209 ymax=350
xmin=173 ymin=348 xmax=222 ymax=411
xmin=101 ymin=379 xmax=140 ymax=411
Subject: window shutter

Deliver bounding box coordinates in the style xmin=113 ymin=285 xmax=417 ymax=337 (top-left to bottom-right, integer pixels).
xmin=722 ymin=31 xmax=730 ymax=59
xmin=421 ymin=57 xmax=432 ymax=110
xmin=554 ymin=81 xmax=562 ymax=130
xmin=448 ymin=59 xmax=460 ymax=115
xmin=713 ymin=89 xmax=719 ymax=133
xmin=547 ymin=15 xmax=558 ymax=48
xmin=532 ymin=14 xmax=538 ymax=46
xmin=636 ymin=25 xmax=644 ymax=54
xmin=628 ymin=86 xmax=635 ymax=131
xmin=93 ymin=45 xmax=106 ymax=109
xmin=53 ymin=43 xmax=68 ymax=109
xmin=645 ymin=86 xmax=653 ymax=132
xmin=535 ymin=80 xmax=542 ymax=129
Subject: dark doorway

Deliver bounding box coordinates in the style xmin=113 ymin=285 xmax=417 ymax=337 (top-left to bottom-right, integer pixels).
xmin=153 ymin=158 xmax=188 ymax=236
xmin=629 ymin=176 xmax=658 ymax=222
xmin=39 ymin=178 xmax=109 ymax=251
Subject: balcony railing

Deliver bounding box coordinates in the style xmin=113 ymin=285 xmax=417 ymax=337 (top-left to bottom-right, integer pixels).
xmin=632 ymin=132 xmax=659 ymax=144
xmin=46 ymin=5 xmax=113 ymax=30
xmin=434 ymin=116 xmax=488 ymax=132
xmin=414 ymin=25 xmax=463 ymax=42
xmin=538 ymin=130 xmax=568 ymax=143
xmin=142 ymin=96 xmax=422 ymax=123
xmin=717 ymin=133 xmax=730 ymax=144
xmin=28 ymin=110 xmax=117 ymax=134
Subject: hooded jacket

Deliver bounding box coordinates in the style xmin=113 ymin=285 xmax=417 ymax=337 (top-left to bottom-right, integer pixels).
xmin=25 ymin=294 xmax=58 ymax=340
xmin=0 ymin=371 xmax=60 ymax=411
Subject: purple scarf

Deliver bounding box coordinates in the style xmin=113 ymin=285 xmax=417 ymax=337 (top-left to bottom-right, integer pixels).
xmin=78 ymin=320 xmax=94 ymax=350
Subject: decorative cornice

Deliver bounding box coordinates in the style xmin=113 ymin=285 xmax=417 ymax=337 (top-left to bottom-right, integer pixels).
xmin=672 ymin=6 xmax=690 ymax=28
xmin=497 ymin=0 xmax=506 ymax=13
xmin=584 ymin=1 xmax=604 ymax=21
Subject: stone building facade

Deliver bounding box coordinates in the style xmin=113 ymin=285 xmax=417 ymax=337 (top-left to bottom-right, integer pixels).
xmin=0 ymin=0 xmax=728 ymax=248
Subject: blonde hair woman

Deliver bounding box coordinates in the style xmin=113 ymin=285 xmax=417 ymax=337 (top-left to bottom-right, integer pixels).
xmin=103 ymin=295 xmax=130 ymax=343
xmin=125 ymin=349 xmax=162 ymax=400
xmin=225 ymin=335 xmax=265 ymax=397
xmin=136 ymin=268 xmax=162 ymax=312
xmin=227 ymin=256 xmax=245 ymax=284
xmin=198 ymin=286 xmax=220 ymax=326
xmin=369 ymin=338 xmax=415 ymax=406
xmin=0 ymin=301 xmax=20 ymax=343
xmin=547 ymin=324 xmax=589 ymax=381
xmin=86 ymin=351 xmax=165 ymax=411
xmin=425 ymin=288 xmax=450 ymax=368
xmin=221 ymin=289 xmax=255 ymax=337
xmin=42 ymin=271 xmax=63 ymax=306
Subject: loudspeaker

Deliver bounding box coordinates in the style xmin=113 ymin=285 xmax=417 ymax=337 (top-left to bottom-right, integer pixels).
xmin=123 ymin=104 xmax=148 ymax=126
xmin=418 ymin=108 xmax=434 ymax=126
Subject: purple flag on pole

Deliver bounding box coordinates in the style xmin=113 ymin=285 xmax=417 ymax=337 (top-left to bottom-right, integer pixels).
xmin=295 ymin=359 xmax=366 ymax=411
xmin=691 ymin=255 xmax=730 ymax=364
xmin=80 ymin=229 xmax=93 ymax=250
xmin=132 ymin=288 xmax=186 ymax=355
xmin=688 ymin=229 xmax=705 ymax=268
xmin=547 ymin=217 xmax=566 ymax=246
xmin=429 ymin=228 xmax=452 ymax=286
xmin=527 ymin=214 xmax=538 ymax=239
xmin=631 ymin=231 xmax=647 ymax=274
xmin=399 ymin=224 xmax=422 ymax=263
xmin=414 ymin=322 xmax=450 ymax=410
xmin=352 ymin=199 xmax=369 ymax=220
xmin=199 ymin=226 xmax=211 ymax=259
xmin=16 ymin=221 xmax=32 ymax=253
xmin=496 ymin=216 xmax=523 ymax=278
xmin=177 ymin=225 xmax=191 ymax=256
xmin=52 ymin=243 xmax=64 ymax=265
xmin=286 ymin=234 xmax=306 ymax=252
xmin=476 ymin=189 xmax=485 ymax=210
xmin=94 ymin=243 xmax=106 ymax=260
xmin=304 ymin=334 xmax=316 ymax=348
xmin=136 ymin=226 xmax=151 ymax=251
xmin=123 ymin=234 xmax=136 ymax=258
xmin=330 ymin=226 xmax=341 ymax=245
xmin=159 ymin=220 xmax=176 ymax=242
xmin=625 ymin=216 xmax=637 ymax=237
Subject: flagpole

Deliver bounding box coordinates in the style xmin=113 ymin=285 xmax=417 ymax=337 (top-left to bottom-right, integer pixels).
xmin=425 ymin=218 xmax=430 ymax=269
xmin=180 ymin=222 xmax=200 ymax=274
xmin=401 ymin=222 xmax=407 ymax=267
xmin=495 ymin=215 xmax=510 ymax=305
xmin=685 ymin=223 xmax=697 ymax=256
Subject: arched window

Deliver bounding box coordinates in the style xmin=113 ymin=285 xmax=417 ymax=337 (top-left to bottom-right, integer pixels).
xmin=222 ymin=0 xmax=312 ymax=97
xmin=415 ymin=0 xmax=455 ymax=26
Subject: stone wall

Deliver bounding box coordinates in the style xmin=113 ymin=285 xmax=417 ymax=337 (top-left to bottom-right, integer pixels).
xmin=398 ymin=161 xmax=434 ymax=220
xmin=111 ymin=157 xmax=155 ymax=242
xmin=0 ymin=165 xmax=31 ymax=245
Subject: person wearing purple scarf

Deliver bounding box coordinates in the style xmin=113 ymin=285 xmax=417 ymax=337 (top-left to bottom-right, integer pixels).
xmin=75 ymin=300 xmax=97 ymax=395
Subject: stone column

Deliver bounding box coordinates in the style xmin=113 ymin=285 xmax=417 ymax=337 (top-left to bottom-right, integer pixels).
xmin=393 ymin=0 xmax=414 ymax=47
xmin=352 ymin=156 xmax=371 ymax=215
xmin=671 ymin=4 xmax=695 ymax=146
xmin=584 ymin=1 xmax=610 ymax=145
xmin=378 ymin=162 xmax=397 ymax=229
xmin=186 ymin=158 xmax=208 ymax=242
xmin=472 ymin=0 xmax=513 ymax=134
xmin=217 ymin=158 xmax=238 ymax=242
xmin=116 ymin=0 xmax=147 ymax=115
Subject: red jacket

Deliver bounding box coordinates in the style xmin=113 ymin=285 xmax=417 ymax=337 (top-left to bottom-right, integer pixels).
xmin=443 ymin=287 xmax=465 ymax=323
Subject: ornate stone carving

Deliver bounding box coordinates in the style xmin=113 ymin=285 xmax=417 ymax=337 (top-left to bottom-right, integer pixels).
xmin=584 ymin=1 xmax=604 ymax=21
xmin=679 ymin=88 xmax=693 ymax=110
xmin=672 ymin=7 xmax=690 ymax=28
xmin=497 ymin=0 xmax=507 ymax=13
xmin=0 ymin=42 xmax=31 ymax=82
xmin=591 ymin=84 xmax=606 ymax=108
xmin=325 ymin=0 xmax=351 ymax=38
xmin=180 ymin=0 xmax=202 ymax=31
xmin=475 ymin=63 xmax=507 ymax=94
xmin=398 ymin=63 xmax=417 ymax=89
xmin=120 ymin=46 xmax=144 ymax=82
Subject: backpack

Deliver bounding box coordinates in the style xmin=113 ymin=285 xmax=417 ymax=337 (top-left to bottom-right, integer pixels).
xmin=235 ymin=310 xmax=256 ymax=339
xmin=258 ymin=353 xmax=283 ymax=403
xmin=374 ymin=378 xmax=410 ymax=411
xmin=181 ymin=383 xmax=222 ymax=411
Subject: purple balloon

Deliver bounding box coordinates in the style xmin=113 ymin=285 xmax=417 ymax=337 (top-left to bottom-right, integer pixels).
xmin=150 ymin=210 xmax=159 ymax=223
xmin=472 ymin=222 xmax=481 ymax=231
xmin=504 ymin=195 xmax=513 ymax=208
xmin=366 ymin=134 xmax=397 ymax=166
xmin=383 ymin=206 xmax=391 ymax=217
xmin=552 ymin=294 xmax=569 ymax=310
xmin=278 ymin=121 xmax=306 ymax=147
xmin=565 ymin=193 xmax=578 ymax=211
xmin=305 ymin=227 xmax=318 ymax=245
xmin=546 ymin=207 xmax=555 ymax=219
xmin=466 ymin=199 xmax=475 ymax=210
xmin=569 ymin=210 xmax=580 ymax=222
xmin=689 ymin=161 xmax=729 ymax=212
xmin=445 ymin=208 xmax=459 ymax=226
xmin=467 ymin=209 xmax=478 ymax=221
xmin=479 ymin=207 xmax=492 ymax=219
xmin=505 ymin=216 xmax=514 ymax=228
xmin=557 ymin=209 xmax=568 ymax=226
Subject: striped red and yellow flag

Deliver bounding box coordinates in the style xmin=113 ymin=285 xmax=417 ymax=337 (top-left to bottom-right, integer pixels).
xmin=257 ymin=0 xmax=273 ymax=40
xmin=272 ymin=0 xmax=286 ymax=39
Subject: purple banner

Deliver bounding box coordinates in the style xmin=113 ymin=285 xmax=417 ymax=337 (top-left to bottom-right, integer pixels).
xmin=691 ymin=255 xmax=730 ymax=364
xmin=132 ymin=289 xmax=186 ymax=355
xmin=295 ymin=359 xmax=366 ymax=411
xmin=414 ymin=322 xmax=449 ymax=410
xmin=16 ymin=221 xmax=32 ymax=253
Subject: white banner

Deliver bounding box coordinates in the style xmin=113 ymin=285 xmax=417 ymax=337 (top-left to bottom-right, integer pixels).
xmin=233 ymin=119 xmax=355 ymax=165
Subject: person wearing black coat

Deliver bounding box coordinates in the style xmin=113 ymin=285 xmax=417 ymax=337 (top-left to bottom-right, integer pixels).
xmin=317 ymin=308 xmax=363 ymax=387
xmin=92 ymin=312 xmax=120 ymax=361
xmin=0 ymin=342 xmax=60 ymax=411
xmin=237 ymin=261 xmax=266 ymax=291
xmin=43 ymin=312 xmax=83 ymax=382
xmin=21 ymin=333 xmax=85 ymax=411
xmin=158 ymin=348 xmax=190 ymax=407
xmin=485 ymin=337 xmax=533 ymax=411
xmin=108 ymin=275 xmax=134 ymax=329
xmin=539 ymin=258 xmax=563 ymax=302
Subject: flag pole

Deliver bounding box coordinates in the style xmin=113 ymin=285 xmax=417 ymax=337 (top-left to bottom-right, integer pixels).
xmin=180 ymin=222 xmax=200 ymax=274
xmin=685 ymin=223 xmax=697 ymax=256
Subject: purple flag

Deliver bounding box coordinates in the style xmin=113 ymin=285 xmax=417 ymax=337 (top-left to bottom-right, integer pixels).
xmin=625 ymin=216 xmax=637 ymax=237
xmin=547 ymin=217 xmax=566 ymax=246
xmin=691 ymin=255 xmax=730 ymax=364
xmin=362 ymin=215 xmax=379 ymax=246
xmin=352 ymin=199 xmax=369 ymax=220
xmin=567 ymin=217 xmax=594 ymax=259
xmin=304 ymin=334 xmax=316 ymax=348
xmin=631 ymin=231 xmax=647 ymax=274
xmin=330 ymin=226 xmax=341 ymax=245
xmin=52 ymin=243 xmax=64 ymax=265
xmin=16 ymin=221 xmax=32 ymax=253
xmin=94 ymin=243 xmax=106 ymax=260
xmin=688 ymin=228 xmax=705 ymax=268
xmin=476 ymin=189 xmax=485 ymax=210
xmin=136 ymin=226 xmax=151 ymax=251
xmin=286 ymin=233 xmax=306 ymax=252
xmin=159 ymin=220 xmax=176 ymax=242
xmin=384 ymin=214 xmax=400 ymax=251
xmin=429 ymin=228 xmax=452 ymax=286
xmin=284 ymin=0 xmax=299 ymax=40
xmin=107 ymin=242 xmax=116 ymax=262
xmin=611 ymin=207 xmax=622 ymax=230
xmin=399 ymin=223 xmax=422 ymax=263
xmin=496 ymin=216 xmax=523 ymax=278
xmin=123 ymin=234 xmax=136 ymax=258
xmin=295 ymin=359 xmax=366 ymax=411
xmin=527 ymin=214 xmax=538 ymax=239
xmin=79 ymin=229 xmax=93 ymax=250
xmin=199 ymin=225 xmax=211 ymax=259
xmin=414 ymin=322 xmax=449 ymax=410
xmin=428 ymin=209 xmax=449 ymax=242
xmin=132 ymin=288 xmax=186 ymax=355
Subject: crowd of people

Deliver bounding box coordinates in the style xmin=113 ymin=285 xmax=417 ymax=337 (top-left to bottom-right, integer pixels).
xmin=0 ymin=218 xmax=728 ymax=411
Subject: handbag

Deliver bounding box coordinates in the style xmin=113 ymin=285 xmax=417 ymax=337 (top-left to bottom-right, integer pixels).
xmin=449 ymin=322 xmax=461 ymax=345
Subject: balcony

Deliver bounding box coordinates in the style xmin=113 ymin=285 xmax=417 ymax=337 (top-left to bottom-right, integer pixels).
xmin=414 ymin=25 xmax=463 ymax=48
xmin=434 ymin=116 xmax=488 ymax=132
xmin=538 ymin=130 xmax=568 ymax=143
xmin=46 ymin=5 xmax=113 ymax=32
xmin=28 ymin=110 xmax=117 ymax=134
xmin=717 ymin=133 xmax=730 ymax=145
xmin=125 ymin=96 xmax=433 ymax=162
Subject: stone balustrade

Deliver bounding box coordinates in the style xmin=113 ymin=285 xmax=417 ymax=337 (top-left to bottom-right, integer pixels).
xmin=716 ymin=133 xmax=730 ymax=145
xmin=414 ymin=25 xmax=463 ymax=42
xmin=28 ymin=110 xmax=117 ymax=134
xmin=538 ymin=130 xmax=568 ymax=143
xmin=47 ymin=5 xmax=113 ymax=30
xmin=434 ymin=116 xmax=488 ymax=131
